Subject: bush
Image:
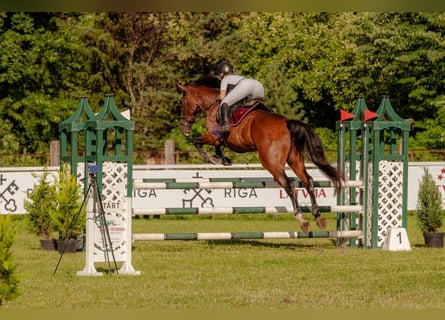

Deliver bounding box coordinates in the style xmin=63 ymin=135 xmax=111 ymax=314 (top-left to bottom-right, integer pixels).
xmin=416 ymin=167 xmax=445 ymax=233
xmin=0 ymin=215 xmax=20 ymax=306
xmin=23 ymin=171 xmax=57 ymax=240
xmin=50 ymin=166 xmax=85 ymax=241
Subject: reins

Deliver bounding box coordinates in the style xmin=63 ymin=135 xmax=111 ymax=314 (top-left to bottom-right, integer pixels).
xmin=193 ymin=93 xmax=220 ymax=121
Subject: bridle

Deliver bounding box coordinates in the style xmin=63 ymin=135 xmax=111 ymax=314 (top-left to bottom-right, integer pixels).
xmin=180 ymin=91 xmax=219 ymax=126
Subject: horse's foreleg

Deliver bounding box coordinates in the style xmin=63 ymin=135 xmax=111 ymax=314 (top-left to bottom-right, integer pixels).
xmin=194 ymin=133 xmax=230 ymax=165
xmin=195 ymin=138 xmax=221 ymax=164
xmin=194 ymin=138 xmax=214 ymax=163
xmin=214 ymin=145 xmax=232 ymax=166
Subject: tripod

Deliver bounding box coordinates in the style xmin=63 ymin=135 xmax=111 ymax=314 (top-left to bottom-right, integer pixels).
xmin=53 ymin=165 xmax=119 ymax=275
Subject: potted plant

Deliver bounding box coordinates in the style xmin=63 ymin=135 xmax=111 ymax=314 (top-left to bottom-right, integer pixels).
xmin=23 ymin=171 xmax=58 ymax=250
xmin=416 ymin=167 xmax=445 ymax=248
xmin=50 ymin=166 xmax=86 ymax=254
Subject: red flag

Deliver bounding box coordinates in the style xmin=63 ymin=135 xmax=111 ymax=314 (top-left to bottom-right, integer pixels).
xmin=340 ymin=110 xmax=354 ymax=121
xmin=364 ymin=109 xmax=378 ymax=121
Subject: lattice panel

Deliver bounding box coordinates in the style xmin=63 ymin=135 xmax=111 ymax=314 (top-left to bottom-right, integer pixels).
xmin=376 ymin=161 xmax=404 ymax=247
xmin=102 ymin=162 xmax=127 ymax=204
xmin=77 ymin=162 xmax=129 ymax=262
xmin=76 ymin=162 xmax=127 ymax=205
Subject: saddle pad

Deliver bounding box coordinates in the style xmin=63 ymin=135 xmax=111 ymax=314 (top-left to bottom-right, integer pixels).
xmin=230 ymin=101 xmax=268 ymax=126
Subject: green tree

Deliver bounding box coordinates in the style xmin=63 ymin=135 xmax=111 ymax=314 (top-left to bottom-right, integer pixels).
xmin=236 ymin=13 xmax=359 ymax=128
xmin=346 ymin=13 xmax=445 ymax=151
xmin=0 ymin=215 xmax=20 ymax=305
xmin=95 ymin=13 xmax=185 ymax=150
xmin=0 ymin=13 xmax=106 ymax=154
xmin=262 ymin=60 xmax=304 ymax=120
xmin=97 ymin=12 xmax=248 ymax=151
xmin=0 ymin=12 xmax=444 ymax=163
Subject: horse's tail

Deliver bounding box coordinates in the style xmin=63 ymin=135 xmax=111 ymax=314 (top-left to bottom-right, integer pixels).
xmin=287 ymin=120 xmax=344 ymax=194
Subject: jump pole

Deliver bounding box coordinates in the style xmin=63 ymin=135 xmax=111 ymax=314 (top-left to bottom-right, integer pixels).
xmin=133 ymin=230 xmax=364 ymax=241
xmin=131 ymin=142 xmax=366 ymax=244
xmin=131 ymin=178 xmax=365 ymax=243
xmin=132 ymin=205 xmax=363 ymax=215
xmin=133 ymin=179 xmax=364 ymax=190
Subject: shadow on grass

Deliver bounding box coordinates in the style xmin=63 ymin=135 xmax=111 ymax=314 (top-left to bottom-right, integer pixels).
xmin=204 ymin=238 xmax=339 ymax=249
xmin=131 ymin=238 xmax=343 ymax=252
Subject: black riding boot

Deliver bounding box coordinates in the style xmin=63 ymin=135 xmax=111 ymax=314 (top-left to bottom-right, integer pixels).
xmin=220 ymin=103 xmax=231 ymax=133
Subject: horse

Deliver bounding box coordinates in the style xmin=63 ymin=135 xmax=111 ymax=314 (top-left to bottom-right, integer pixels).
xmin=177 ymin=77 xmax=344 ymax=233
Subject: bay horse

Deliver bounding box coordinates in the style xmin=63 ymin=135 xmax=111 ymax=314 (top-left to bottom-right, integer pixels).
xmin=177 ymin=77 xmax=344 ymax=233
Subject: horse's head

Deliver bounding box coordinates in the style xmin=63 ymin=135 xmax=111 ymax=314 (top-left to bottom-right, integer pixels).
xmin=177 ymin=83 xmax=199 ymax=136
xmin=177 ymin=82 xmax=219 ymax=136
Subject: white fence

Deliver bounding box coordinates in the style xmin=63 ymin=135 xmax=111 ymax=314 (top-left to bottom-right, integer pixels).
xmin=1 ymin=162 xmax=444 ymax=215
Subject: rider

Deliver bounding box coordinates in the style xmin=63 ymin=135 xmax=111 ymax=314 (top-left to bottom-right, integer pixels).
xmin=217 ymin=61 xmax=264 ymax=133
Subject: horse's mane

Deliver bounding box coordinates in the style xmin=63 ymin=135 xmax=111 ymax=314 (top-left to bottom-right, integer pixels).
xmin=191 ymin=75 xmax=221 ymax=89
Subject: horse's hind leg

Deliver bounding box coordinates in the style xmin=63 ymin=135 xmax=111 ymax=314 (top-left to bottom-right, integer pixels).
xmin=268 ymin=168 xmax=310 ymax=233
xmin=287 ymin=152 xmax=326 ymax=230
xmin=284 ymin=174 xmax=310 ymax=233
xmin=258 ymin=145 xmax=310 ymax=232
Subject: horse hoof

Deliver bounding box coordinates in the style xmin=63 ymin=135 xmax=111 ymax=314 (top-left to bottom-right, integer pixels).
xmin=300 ymin=221 xmax=310 ymax=233
xmin=222 ymin=157 xmax=232 ymax=166
xmin=316 ymin=217 xmax=327 ymax=229
xmin=208 ymin=155 xmax=223 ymax=165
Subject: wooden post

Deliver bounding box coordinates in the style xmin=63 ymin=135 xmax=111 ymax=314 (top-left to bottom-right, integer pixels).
xmin=164 ymin=139 xmax=175 ymax=164
xmin=50 ymin=140 xmax=60 ymax=166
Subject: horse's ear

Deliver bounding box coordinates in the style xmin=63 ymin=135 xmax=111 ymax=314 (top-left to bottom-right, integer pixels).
xmin=176 ymin=83 xmax=187 ymax=92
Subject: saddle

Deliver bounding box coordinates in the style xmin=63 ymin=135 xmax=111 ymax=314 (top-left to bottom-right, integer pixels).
xmin=216 ymin=99 xmax=268 ymax=126
xmin=229 ymin=99 xmax=269 ymax=126
xmin=213 ymin=99 xmax=269 ymax=137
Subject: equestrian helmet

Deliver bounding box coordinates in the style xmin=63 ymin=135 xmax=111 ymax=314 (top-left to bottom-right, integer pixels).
xmin=216 ymin=61 xmax=233 ymax=74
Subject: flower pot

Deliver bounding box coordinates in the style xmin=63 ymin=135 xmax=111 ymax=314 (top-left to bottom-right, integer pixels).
xmin=40 ymin=239 xmax=58 ymax=251
xmin=57 ymin=239 xmax=79 ymax=254
xmin=423 ymin=232 xmax=444 ymax=248
xmin=76 ymin=236 xmax=85 ymax=251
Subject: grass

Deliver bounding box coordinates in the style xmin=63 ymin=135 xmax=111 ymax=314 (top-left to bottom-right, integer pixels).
xmin=2 ymin=213 xmax=445 ymax=310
